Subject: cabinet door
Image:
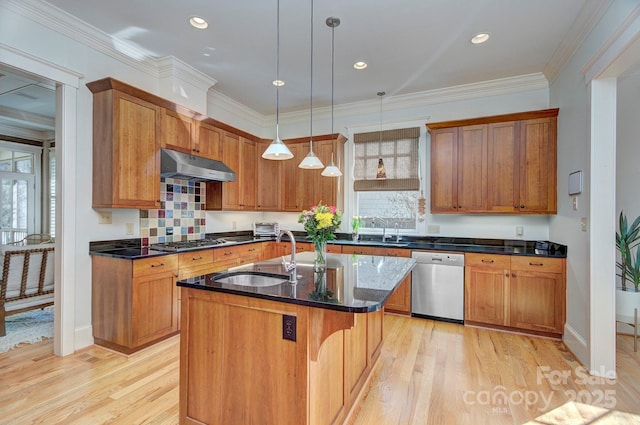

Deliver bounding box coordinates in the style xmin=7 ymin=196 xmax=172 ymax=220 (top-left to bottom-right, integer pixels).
xmin=282 ymin=144 xmax=311 ymax=211
xmin=257 ymin=141 xmax=282 ymax=211
xmin=240 ymin=137 xmax=257 ymax=209
xmin=518 ymin=117 xmax=557 ymax=213
xmin=457 ymin=125 xmax=487 ymax=212
xmin=315 ymin=139 xmax=338 ymax=207
xmin=132 ymin=271 xmax=179 ymax=347
xmin=430 ymin=128 xmax=458 ymax=212
xmin=464 ymin=254 xmax=510 ymax=325
xmin=381 ymin=248 xmax=411 ymax=315
xmin=161 ymin=109 xmax=195 ymax=154
xmin=221 ymin=132 xmax=241 ymax=209
xmin=111 ymin=91 xmax=161 ymax=208
xmin=509 ymin=256 xmax=565 ymax=334
xmin=196 ymin=122 xmax=223 ymax=161
xmin=487 ymin=121 xmax=519 ymax=213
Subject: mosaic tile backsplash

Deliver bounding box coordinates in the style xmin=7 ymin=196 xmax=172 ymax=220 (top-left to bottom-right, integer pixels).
xmin=140 ymin=178 xmax=206 ymax=246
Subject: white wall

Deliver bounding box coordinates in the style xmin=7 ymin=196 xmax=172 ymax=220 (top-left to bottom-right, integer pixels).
xmin=549 ymin=0 xmax=640 ymax=367
xmin=616 ymin=72 xmax=640 ymax=225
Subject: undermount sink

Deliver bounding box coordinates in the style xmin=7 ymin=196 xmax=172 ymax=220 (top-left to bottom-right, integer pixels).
xmin=211 ymin=271 xmax=289 ymax=287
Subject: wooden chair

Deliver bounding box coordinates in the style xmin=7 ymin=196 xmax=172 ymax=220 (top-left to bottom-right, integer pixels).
xmin=0 ymin=242 xmax=55 ymax=336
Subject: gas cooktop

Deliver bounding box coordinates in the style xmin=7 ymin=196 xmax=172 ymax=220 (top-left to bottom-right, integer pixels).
xmin=149 ymin=237 xmax=231 ymax=252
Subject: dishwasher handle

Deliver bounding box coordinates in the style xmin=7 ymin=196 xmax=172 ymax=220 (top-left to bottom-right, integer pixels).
xmin=411 ymin=251 xmax=465 ymax=267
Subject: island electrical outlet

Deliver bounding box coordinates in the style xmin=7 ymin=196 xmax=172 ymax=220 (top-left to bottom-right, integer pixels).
xmin=283 ymin=315 xmax=296 ymax=342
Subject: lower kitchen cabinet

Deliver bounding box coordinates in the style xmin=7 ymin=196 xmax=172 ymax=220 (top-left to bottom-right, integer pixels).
xmin=464 ymin=253 xmax=566 ymax=337
xmin=341 ymin=245 xmax=412 ymax=315
xmin=92 ymin=255 xmax=180 ymax=354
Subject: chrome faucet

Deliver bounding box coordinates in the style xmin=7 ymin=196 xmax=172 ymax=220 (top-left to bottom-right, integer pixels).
xmin=394 ymin=222 xmax=402 ymax=242
xmin=276 ymin=229 xmax=297 ymax=283
xmin=373 ymin=217 xmax=391 ymax=242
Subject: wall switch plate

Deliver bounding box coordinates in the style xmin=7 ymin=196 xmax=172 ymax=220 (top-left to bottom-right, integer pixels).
xmin=572 ymin=196 xmax=578 ymax=211
xmin=283 ymin=315 xmax=296 ymax=342
xmin=581 ymin=217 xmax=588 ymax=232
xmin=125 ymin=223 xmax=134 ymax=235
xmin=427 ymin=224 xmax=440 ymax=234
xmin=232 ymin=220 xmax=237 ymax=230
xmin=516 ymin=226 xmax=524 ymax=236
xmin=98 ymin=211 xmax=112 ymax=224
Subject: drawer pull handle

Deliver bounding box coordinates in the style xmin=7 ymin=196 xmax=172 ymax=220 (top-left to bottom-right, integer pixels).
xmin=193 ymin=256 xmax=203 ymax=261
xmin=481 ymin=259 xmax=494 ymax=263
xmin=224 ymin=252 xmax=233 ymax=256
xmin=248 ymin=248 xmax=256 ymax=252
xmin=529 ymin=262 xmax=544 ymax=266
xmin=150 ymin=263 xmax=164 ymax=268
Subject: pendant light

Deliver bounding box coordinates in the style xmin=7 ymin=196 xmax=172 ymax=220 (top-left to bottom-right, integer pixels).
xmin=321 ymin=17 xmax=342 ymax=177
xmin=298 ymin=0 xmax=324 ymax=169
xmin=376 ymin=91 xmax=387 ymax=179
xmin=262 ymin=0 xmax=294 ymax=160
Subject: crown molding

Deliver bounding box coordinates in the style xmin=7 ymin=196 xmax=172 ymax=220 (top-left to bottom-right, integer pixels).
xmin=207 ymin=89 xmax=269 ymax=127
xmin=0 ymin=122 xmax=54 ymax=141
xmin=156 ymin=56 xmax=217 ymax=91
xmin=0 ymin=105 xmax=55 ymax=130
xmin=4 ymin=0 xmax=158 ymax=78
xmin=544 ymin=0 xmax=614 ymax=84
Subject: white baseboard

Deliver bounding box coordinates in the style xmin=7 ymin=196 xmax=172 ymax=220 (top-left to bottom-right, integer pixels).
xmin=563 ymin=323 xmax=588 ymax=366
xmin=74 ymin=325 xmax=94 ymax=351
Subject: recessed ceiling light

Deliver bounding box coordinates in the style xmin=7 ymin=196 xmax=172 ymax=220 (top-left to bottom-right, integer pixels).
xmin=471 ymin=33 xmax=490 ymax=44
xmin=272 ymin=80 xmax=285 ymax=87
xmin=353 ymin=61 xmax=367 ymax=70
xmin=189 ymin=16 xmax=208 ymax=29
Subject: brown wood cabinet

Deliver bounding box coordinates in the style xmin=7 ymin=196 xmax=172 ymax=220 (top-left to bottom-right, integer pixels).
xmin=341 ymin=245 xmax=412 ymax=315
xmin=161 ymin=109 xmax=196 ymax=154
xmin=92 ymin=255 xmax=180 ymax=354
xmin=195 ymin=121 xmax=223 ymax=161
xmin=88 ymin=85 xmax=162 ymax=209
xmin=464 ymin=253 xmax=566 ymax=337
xmin=257 ymin=140 xmax=282 ymax=210
xmin=209 ymin=132 xmax=257 ymax=210
xmin=428 ymin=109 xmax=558 ymax=215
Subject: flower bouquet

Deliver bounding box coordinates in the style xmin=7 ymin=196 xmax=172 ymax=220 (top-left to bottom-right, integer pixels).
xmin=298 ymin=202 xmax=342 ymax=270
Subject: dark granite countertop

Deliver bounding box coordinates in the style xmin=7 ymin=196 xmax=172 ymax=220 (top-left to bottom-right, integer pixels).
xmin=177 ymin=251 xmax=416 ymax=313
xmin=89 ymin=232 xmax=567 ymax=259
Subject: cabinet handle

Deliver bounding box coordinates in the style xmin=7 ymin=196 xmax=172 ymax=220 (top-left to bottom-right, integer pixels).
xmin=192 ymin=256 xmax=203 ymax=261
xmin=150 ymin=263 xmax=164 ymax=268
xmin=514 ymin=204 xmax=520 ymax=209
xmin=481 ymin=259 xmax=494 ymax=263
xmin=529 ymin=262 xmax=544 ymax=266
xmin=224 ymin=251 xmax=233 ymax=256
xmin=512 ymin=273 xmax=517 ymax=278
xmin=521 ymin=205 xmax=526 ymax=209
xmin=505 ymin=273 xmax=509 ymax=277
xmin=248 ymin=248 xmax=256 ymax=252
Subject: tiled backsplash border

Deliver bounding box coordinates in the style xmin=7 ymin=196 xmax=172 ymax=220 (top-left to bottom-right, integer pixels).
xmin=140 ymin=178 xmax=206 ymax=246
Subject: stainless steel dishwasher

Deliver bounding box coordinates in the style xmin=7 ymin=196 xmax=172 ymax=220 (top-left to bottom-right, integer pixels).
xmin=411 ymin=251 xmax=465 ymax=323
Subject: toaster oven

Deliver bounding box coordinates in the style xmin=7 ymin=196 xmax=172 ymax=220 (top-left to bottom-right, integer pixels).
xmin=253 ymin=222 xmax=280 ymax=237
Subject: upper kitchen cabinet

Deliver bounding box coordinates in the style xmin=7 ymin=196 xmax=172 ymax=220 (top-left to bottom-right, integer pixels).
xmin=206 ymin=132 xmax=257 ymax=210
xmin=257 ymin=140 xmax=282 ymax=211
xmin=196 ymin=121 xmax=223 ymax=161
xmin=427 ymin=108 xmax=558 ymax=215
xmin=87 ymin=78 xmax=162 ymax=209
xmin=160 ymin=109 xmax=196 ymax=155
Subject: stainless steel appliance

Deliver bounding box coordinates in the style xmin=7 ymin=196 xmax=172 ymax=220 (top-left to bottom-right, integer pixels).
xmin=253 ymin=222 xmax=280 ymax=238
xmin=160 ymin=149 xmax=236 ymax=182
xmin=149 ymin=237 xmax=231 ymax=252
xmin=411 ymin=251 xmax=465 ymax=323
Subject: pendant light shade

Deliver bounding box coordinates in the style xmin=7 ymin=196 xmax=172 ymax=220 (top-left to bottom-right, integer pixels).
xmin=263 ymin=0 xmax=293 ymax=161
xmin=299 ymin=0 xmax=324 ymax=169
xmin=321 ymin=17 xmax=342 ymax=178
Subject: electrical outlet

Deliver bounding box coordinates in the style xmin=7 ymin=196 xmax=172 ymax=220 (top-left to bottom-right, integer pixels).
xmin=282 ymin=315 xmax=296 ymax=342
xmin=98 ymin=211 xmax=112 ymax=224
xmin=581 ymin=217 xmax=588 ymax=232
xmin=427 ymin=224 xmax=440 ymax=234
xmin=572 ymin=196 xmax=578 ymax=211
xmin=125 ymin=223 xmax=134 ymax=235
xmin=516 ymin=226 xmax=524 ymax=236
xmin=232 ymin=220 xmax=237 ymax=230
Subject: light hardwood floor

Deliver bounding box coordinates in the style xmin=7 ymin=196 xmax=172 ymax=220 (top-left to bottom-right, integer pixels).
xmin=1 ymin=315 xmax=639 ymax=425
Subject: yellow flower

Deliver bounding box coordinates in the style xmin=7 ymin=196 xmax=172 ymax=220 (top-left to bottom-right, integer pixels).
xmin=316 ymin=212 xmax=334 ymax=229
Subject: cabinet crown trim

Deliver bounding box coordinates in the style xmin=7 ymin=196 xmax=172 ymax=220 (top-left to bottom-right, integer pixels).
xmin=426 ymin=108 xmax=559 ymax=131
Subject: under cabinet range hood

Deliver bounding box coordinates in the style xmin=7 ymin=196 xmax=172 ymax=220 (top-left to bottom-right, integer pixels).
xmin=160 ymin=149 xmax=236 ymax=182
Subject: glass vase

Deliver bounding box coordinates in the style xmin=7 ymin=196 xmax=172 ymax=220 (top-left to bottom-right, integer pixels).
xmin=314 ymin=240 xmax=327 ymax=272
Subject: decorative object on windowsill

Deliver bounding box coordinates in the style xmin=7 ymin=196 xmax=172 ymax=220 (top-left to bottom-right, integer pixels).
xmin=298 ymin=0 xmax=324 ymax=169
xmin=298 ymin=202 xmax=342 ymax=271
xmin=308 ymin=268 xmax=338 ymax=303
xmin=376 ymin=158 xmax=387 ymax=180
xmin=321 ymin=16 xmax=342 ymax=177
xmin=263 ymin=0 xmax=294 ymax=161
xmin=417 ymin=191 xmax=426 ymax=222
xmin=351 ymin=216 xmax=361 ymax=241
xmin=615 ymin=210 xmax=640 ymax=352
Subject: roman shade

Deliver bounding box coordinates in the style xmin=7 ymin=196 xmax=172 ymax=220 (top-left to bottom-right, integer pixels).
xmin=353 ymin=127 xmax=420 ymax=191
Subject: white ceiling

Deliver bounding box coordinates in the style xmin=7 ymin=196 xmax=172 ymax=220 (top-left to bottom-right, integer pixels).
xmin=0 ymin=0 xmax=605 ymax=134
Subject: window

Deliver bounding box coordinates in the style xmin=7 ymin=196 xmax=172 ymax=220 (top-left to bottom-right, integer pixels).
xmin=0 ymin=143 xmax=43 ymax=244
xmin=353 ymin=127 xmax=420 ymax=231
xmin=49 ymin=147 xmax=56 ymax=238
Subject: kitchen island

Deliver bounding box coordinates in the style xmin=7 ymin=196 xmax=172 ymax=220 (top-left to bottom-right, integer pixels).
xmin=176 ymin=251 xmax=415 ymax=425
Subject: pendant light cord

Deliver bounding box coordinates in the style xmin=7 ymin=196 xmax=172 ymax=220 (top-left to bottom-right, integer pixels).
xmin=309 ymin=0 xmax=314 ymax=151
xmin=275 ymin=0 xmax=280 ymax=138
xmin=330 ymin=20 xmax=335 ymax=162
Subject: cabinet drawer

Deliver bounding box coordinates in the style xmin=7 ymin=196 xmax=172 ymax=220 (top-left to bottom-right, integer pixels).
xmin=383 ymin=248 xmax=410 ymax=258
xmin=465 ymin=253 xmax=510 ymax=269
xmin=178 ymin=249 xmax=214 ymax=268
xmin=510 ymin=256 xmax=564 ymax=273
xmin=133 ymin=255 xmax=178 ymax=277
xmin=238 ymin=243 xmax=262 ymax=262
xmin=342 ymin=246 xmax=384 ymax=256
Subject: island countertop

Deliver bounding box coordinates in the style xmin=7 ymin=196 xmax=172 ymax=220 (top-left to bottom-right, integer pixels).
xmin=176 ymin=251 xmax=416 ymax=313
